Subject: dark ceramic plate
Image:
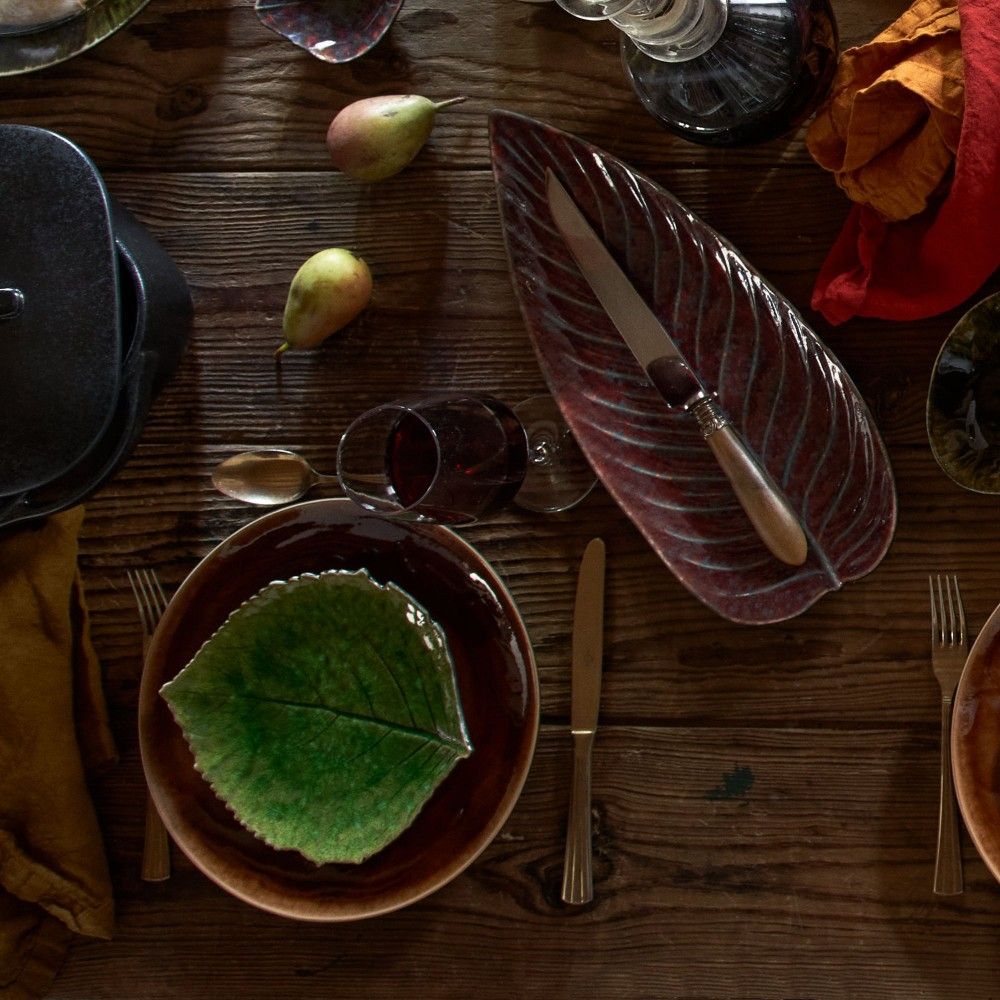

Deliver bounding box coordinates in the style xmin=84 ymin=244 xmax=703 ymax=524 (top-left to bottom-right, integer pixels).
xmin=139 ymin=499 xmax=538 ymax=921
xmin=491 ymin=111 xmax=897 ymax=625
xmin=927 ymin=292 xmax=1000 ymax=493
xmin=255 ymin=0 xmax=403 ymax=63
xmin=0 ymin=0 xmax=148 ymax=76
xmin=953 ymin=598 xmax=1000 ymax=885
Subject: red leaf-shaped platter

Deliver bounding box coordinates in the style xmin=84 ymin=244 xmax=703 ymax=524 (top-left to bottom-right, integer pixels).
xmin=490 ymin=111 xmax=896 ymax=624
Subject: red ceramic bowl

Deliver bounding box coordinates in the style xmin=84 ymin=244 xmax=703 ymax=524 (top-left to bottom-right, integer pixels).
xmin=953 ymin=600 xmax=1000 ymax=880
xmin=139 ymin=499 xmax=538 ymax=920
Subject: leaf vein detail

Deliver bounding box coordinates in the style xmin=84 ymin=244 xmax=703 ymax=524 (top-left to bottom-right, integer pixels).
xmin=237 ymin=693 xmax=469 ymax=753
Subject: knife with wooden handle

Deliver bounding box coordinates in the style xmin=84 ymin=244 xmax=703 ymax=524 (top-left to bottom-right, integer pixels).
xmin=546 ymin=170 xmax=808 ymax=568
xmin=561 ymin=537 xmax=606 ymax=905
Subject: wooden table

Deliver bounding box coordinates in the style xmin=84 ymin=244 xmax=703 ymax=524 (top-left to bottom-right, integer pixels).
xmin=6 ymin=0 xmax=1000 ymax=995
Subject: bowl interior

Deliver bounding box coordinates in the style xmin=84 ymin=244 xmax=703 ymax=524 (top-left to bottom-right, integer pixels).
xmin=953 ymin=598 xmax=1000 ymax=880
xmin=139 ymin=499 xmax=538 ymax=920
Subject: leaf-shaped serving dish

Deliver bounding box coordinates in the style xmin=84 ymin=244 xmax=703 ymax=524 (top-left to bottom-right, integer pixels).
xmin=491 ymin=111 xmax=896 ymax=624
xmin=162 ymin=570 xmax=472 ymax=866
xmin=255 ymin=0 xmax=402 ymax=64
xmin=139 ymin=499 xmax=537 ymax=921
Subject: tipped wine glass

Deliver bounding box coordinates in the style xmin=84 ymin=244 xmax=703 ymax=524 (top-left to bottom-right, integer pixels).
xmin=337 ymin=392 xmax=595 ymax=523
xmin=213 ymin=392 xmax=596 ymax=524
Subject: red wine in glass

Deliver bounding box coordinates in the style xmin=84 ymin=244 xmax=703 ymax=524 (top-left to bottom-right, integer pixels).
xmin=338 ymin=392 xmax=594 ymax=524
xmin=383 ymin=398 xmax=528 ymax=521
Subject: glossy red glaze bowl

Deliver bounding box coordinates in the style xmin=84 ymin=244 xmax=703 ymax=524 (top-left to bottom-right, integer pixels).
xmin=139 ymin=499 xmax=538 ymax=920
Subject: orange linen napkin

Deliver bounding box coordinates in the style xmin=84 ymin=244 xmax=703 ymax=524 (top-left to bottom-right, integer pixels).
xmin=807 ymin=0 xmax=963 ymax=223
xmin=801 ymin=0 xmax=1000 ymax=326
xmin=0 ymin=508 xmax=116 ymax=1000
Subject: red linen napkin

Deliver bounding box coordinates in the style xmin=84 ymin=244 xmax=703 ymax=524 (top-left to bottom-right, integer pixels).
xmin=812 ymin=0 xmax=1000 ymax=325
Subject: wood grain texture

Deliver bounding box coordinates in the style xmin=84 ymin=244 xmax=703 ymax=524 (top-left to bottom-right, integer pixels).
xmin=6 ymin=0 xmax=997 ymax=995
xmin=58 ymin=727 xmax=1000 ymax=999
xmin=98 ymin=166 xmax=965 ymax=451
xmin=0 ymin=0 xmax=909 ymax=172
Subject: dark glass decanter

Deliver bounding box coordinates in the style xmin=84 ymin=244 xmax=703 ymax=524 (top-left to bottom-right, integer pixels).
xmin=557 ymin=0 xmax=838 ymax=147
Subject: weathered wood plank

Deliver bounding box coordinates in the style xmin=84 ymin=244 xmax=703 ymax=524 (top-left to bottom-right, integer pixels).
xmin=0 ymin=0 xmax=909 ymax=173
xmin=64 ymin=171 xmax=993 ymax=731
xmin=97 ymin=167 xmax=971 ymax=454
xmin=9 ymin=2 xmax=997 ymax=996
xmin=53 ymin=726 xmax=1000 ymax=1000
xmin=78 ymin=443 xmax=1000 ymax=733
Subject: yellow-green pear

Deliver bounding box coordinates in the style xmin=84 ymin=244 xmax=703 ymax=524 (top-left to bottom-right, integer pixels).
xmin=326 ymin=95 xmax=466 ymax=182
xmin=275 ymin=249 xmax=372 ymax=359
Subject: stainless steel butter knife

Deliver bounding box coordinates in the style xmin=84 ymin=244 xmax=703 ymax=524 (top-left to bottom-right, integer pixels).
xmin=546 ymin=170 xmax=808 ymax=567
xmin=561 ymin=536 xmax=606 ymax=905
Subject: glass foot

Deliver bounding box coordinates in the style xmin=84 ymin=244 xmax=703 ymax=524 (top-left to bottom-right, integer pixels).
xmin=513 ymin=395 xmax=597 ymax=513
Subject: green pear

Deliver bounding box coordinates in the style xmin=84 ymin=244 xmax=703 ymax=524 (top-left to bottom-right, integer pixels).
xmin=275 ymin=248 xmax=372 ymax=359
xmin=326 ymin=95 xmax=466 ymax=182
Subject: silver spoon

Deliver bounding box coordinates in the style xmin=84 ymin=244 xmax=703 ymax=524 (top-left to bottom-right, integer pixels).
xmin=212 ymin=450 xmax=339 ymax=506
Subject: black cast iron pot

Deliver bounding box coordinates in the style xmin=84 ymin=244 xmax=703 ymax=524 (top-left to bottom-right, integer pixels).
xmin=0 ymin=124 xmax=192 ymax=529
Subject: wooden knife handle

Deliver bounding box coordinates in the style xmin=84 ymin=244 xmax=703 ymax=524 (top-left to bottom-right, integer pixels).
xmin=692 ymin=399 xmax=808 ymax=567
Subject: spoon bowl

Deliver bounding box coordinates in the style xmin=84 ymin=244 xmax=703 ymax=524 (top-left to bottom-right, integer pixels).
xmin=213 ymin=450 xmax=336 ymax=506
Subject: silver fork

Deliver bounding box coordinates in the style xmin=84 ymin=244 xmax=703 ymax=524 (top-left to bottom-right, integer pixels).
xmin=929 ymin=574 xmax=967 ymax=896
xmin=127 ymin=568 xmax=172 ymax=883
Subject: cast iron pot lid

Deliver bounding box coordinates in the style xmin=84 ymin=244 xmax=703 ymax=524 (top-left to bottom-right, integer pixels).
xmin=0 ymin=124 xmax=121 ymax=497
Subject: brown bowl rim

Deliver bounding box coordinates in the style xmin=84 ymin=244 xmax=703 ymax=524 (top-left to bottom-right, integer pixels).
xmin=953 ymin=597 xmax=1000 ymax=882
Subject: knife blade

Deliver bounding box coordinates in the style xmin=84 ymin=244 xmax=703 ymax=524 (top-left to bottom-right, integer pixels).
xmin=545 ymin=169 xmax=808 ymax=568
xmin=562 ymin=536 xmax=605 ymax=905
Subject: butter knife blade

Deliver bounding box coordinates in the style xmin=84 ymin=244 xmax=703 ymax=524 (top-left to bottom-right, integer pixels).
xmin=571 ymin=537 xmax=606 ymax=734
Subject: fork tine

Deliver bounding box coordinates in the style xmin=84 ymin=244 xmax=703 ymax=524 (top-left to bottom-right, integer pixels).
xmin=127 ymin=569 xmax=151 ymax=633
xmin=141 ymin=568 xmax=166 ymax=620
xmin=945 ymin=573 xmax=957 ymax=645
xmin=149 ymin=569 xmax=169 ymax=619
xmin=934 ymin=573 xmax=948 ymax=646
xmin=136 ymin=569 xmax=157 ymax=634
xmin=953 ymin=575 xmax=967 ymax=646
xmin=930 ymin=575 xmax=938 ymax=645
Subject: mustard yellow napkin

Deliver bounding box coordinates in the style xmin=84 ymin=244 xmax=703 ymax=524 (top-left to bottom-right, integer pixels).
xmin=807 ymin=0 xmax=964 ymax=222
xmin=0 ymin=508 xmax=115 ymax=1000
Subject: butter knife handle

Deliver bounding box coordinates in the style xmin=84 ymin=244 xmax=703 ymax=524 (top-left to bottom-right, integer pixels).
xmin=562 ymin=731 xmax=594 ymax=905
xmin=693 ymin=400 xmax=808 ymax=567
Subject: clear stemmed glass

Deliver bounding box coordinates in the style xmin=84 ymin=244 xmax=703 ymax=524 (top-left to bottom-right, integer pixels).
xmin=337 ymin=392 xmax=595 ymax=525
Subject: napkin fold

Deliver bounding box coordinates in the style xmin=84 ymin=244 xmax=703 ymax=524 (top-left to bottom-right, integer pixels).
xmin=0 ymin=508 xmax=116 ymax=1000
xmin=806 ymin=0 xmax=1000 ymax=324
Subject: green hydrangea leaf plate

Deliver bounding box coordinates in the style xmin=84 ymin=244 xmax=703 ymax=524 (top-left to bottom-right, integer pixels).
xmin=161 ymin=569 xmax=473 ymax=866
